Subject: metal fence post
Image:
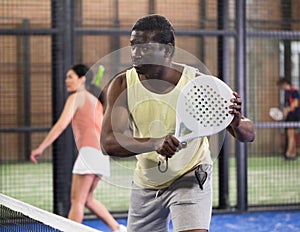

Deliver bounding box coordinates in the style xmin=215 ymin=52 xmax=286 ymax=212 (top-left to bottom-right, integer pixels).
xmin=217 ymin=0 xmax=230 ymax=210
xmin=51 ymin=0 xmax=76 ymax=217
xmin=22 ymin=19 xmax=31 ymax=161
xmin=235 ymin=0 xmax=248 ymax=212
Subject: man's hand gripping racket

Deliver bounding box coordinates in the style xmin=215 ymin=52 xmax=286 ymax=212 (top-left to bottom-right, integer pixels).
xmin=157 ymin=75 xmax=234 ymax=172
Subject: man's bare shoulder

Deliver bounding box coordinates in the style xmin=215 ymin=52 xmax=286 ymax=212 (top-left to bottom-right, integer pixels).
xmin=110 ymin=71 xmax=127 ymax=90
xmin=106 ymin=69 xmax=130 ymax=102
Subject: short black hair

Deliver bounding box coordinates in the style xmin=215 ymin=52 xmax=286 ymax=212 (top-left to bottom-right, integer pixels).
xmin=132 ymin=14 xmax=175 ymax=47
xmin=277 ymin=78 xmax=291 ymax=86
xmin=71 ymin=64 xmax=89 ymax=78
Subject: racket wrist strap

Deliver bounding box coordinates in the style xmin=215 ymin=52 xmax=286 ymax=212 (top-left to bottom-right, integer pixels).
xmin=158 ymin=157 xmax=168 ymax=173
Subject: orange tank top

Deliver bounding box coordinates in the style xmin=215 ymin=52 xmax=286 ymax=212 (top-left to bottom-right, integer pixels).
xmin=72 ymin=91 xmax=103 ymax=150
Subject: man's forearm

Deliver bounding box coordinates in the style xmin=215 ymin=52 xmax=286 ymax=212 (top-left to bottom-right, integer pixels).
xmin=101 ymin=132 xmax=162 ymax=157
xmin=228 ymin=119 xmax=255 ymax=142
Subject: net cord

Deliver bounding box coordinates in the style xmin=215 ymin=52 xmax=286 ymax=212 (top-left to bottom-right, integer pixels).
xmin=0 ymin=194 xmax=102 ymax=232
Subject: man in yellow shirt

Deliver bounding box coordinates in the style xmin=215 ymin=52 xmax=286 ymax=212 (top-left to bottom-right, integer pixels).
xmin=101 ymin=14 xmax=255 ymax=232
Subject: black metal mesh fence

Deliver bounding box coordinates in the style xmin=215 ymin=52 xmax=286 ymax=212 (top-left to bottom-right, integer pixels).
xmin=1 ymin=0 xmax=299 ymax=217
xmin=0 ymin=0 xmax=53 ymax=212
xmin=246 ymin=0 xmax=300 ymax=209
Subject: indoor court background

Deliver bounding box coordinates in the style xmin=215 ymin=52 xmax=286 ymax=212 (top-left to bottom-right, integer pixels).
xmin=1 ymin=0 xmax=300 ymax=231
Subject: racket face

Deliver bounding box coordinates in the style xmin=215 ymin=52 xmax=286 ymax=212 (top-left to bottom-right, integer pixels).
xmin=269 ymin=107 xmax=283 ymax=121
xmin=176 ymin=75 xmax=234 ymax=141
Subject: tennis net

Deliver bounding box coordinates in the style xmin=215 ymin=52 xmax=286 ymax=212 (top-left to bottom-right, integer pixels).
xmin=0 ymin=194 xmax=102 ymax=232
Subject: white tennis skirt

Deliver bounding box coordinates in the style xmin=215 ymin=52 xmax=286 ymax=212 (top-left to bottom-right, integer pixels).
xmin=72 ymin=146 xmax=110 ymax=177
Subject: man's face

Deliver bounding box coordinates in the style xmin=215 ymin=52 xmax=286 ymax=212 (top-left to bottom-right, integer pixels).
xmin=130 ymin=30 xmax=168 ymax=74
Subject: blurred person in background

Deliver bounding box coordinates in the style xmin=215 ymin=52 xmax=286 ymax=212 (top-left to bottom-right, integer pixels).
xmin=30 ymin=64 xmax=127 ymax=232
xmin=277 ymin=78 xmax=300 ymax=160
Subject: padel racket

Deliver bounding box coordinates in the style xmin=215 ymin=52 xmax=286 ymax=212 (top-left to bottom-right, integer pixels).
xmin=158 ymin=75 xmax=234 ymax=172
xmin=269 ymin=107 xmax=283 ymax=121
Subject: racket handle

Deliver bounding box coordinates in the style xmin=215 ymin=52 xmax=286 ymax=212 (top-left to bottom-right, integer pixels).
xmin=157 ymin=141 xmax=187 ymax=163
xmin=180 ymin=141 xmax=187 ymax=148
xmin=157 ymin=141 xmax=187 ymax=173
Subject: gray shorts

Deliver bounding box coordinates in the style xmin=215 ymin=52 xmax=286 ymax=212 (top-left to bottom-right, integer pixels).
xmin=127 ymin=164 xmax=213 ymax=232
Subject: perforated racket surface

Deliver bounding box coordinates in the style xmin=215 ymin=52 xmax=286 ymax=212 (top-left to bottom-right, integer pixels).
xmin=158 ymin=75 xmax=234 ymax=171
xmin=175 ymin=75 xmax=234 ymax=142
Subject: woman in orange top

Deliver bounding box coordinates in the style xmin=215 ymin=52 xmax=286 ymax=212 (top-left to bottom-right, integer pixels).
xmin=30 ymin=64 xmax=127 ymax=232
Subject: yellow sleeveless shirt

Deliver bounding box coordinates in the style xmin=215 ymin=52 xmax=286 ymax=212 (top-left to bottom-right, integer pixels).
xmin=126 ymin=65 xmax=212 ymax=189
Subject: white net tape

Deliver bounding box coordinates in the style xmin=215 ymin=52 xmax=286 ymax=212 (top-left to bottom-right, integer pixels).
xmin=0 ymin=194 xmax=102 ymax=232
